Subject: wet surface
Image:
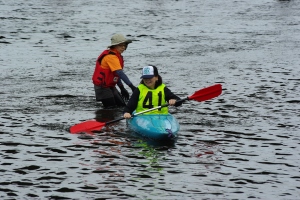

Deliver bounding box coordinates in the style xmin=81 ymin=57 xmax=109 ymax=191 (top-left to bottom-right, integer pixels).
xmin=1 ymin=0 xmax=300 ymax=199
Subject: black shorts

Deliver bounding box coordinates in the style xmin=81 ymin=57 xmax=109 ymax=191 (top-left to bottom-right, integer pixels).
xmin=94 ymin=85 xmax=125 ymax=107
xmin=94 ymin=85 xmax=114 ymax=101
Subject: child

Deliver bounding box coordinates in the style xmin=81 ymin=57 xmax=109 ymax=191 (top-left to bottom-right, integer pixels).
xmin=123 ymin=65 xmax=182 ymax=118
xmin=92 ymin=33 xmax=136 ymax=108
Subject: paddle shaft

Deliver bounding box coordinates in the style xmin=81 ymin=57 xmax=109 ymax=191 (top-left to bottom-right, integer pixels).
xmin=105 ymin=97 xmax=189 ymax=126
xmin=70 ymin=84 xmax=222 ymax=133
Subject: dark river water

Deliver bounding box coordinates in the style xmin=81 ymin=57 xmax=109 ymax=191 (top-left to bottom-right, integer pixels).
xmin=1 ymin=0 xmax=300 ymax=199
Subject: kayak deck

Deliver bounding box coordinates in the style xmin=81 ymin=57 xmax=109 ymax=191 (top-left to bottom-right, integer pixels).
xmin=127 ymin=114 xmax=180 ymax=141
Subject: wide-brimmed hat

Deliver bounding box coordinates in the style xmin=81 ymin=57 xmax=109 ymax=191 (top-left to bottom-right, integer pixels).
xmin=140 ymin=66 xmax=158 ymax=79
xmin=108 ymin=33 xmax=132 ymax=48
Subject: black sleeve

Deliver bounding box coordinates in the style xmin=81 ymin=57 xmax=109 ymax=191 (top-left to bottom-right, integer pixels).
xmin=164 ymin=87 xmax=183 ymax=107
xmin=123 ymin=88 xmax=140 ymax=114
xmin=115 ymin=69 xmax=133 ymax=86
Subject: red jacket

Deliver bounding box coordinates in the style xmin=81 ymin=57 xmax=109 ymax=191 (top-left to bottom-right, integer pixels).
xmin=92 ymin=50 xmax=124 ymax=87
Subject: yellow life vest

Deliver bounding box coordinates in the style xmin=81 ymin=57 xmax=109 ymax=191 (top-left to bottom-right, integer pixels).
xmin=136 ymin=84 xmax=168 ymax=114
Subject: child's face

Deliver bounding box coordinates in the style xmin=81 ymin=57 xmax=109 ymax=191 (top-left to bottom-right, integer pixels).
xmin=115 ymin=43 xmax=128 ymax=54
xmin=143 ymin=76 xmax=158 ymax=89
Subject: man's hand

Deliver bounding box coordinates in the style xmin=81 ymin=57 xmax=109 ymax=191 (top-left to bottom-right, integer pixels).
xmin=129 ymin=84 xmax=137 ymax=92
xmin=120 ymin=87 xmax=129 ymax=101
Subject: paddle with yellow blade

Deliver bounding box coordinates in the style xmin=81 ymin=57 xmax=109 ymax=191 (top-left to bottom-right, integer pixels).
xmin=69 ymin=84 xmax=222 ymax=134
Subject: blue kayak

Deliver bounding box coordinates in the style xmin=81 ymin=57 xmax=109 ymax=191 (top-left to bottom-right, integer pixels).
xmin=127 ymin=114 xmax=180 ymax=141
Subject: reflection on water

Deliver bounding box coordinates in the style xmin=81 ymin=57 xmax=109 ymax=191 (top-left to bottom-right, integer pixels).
xmin=134 ymin=140 xmax=169 ymax=172
xmin=1 ymin=0 xmax=300 ymax=199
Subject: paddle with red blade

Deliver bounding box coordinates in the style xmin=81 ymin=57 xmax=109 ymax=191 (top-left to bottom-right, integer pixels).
xmin=69 ymin=84 xmax=222 ymax=134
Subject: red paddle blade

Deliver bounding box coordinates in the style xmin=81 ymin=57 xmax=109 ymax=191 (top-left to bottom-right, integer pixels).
xmin=69 ymin=120 xmax=105 ymax=134
xmin=188 ymin=84 xmax=222 ymax=102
